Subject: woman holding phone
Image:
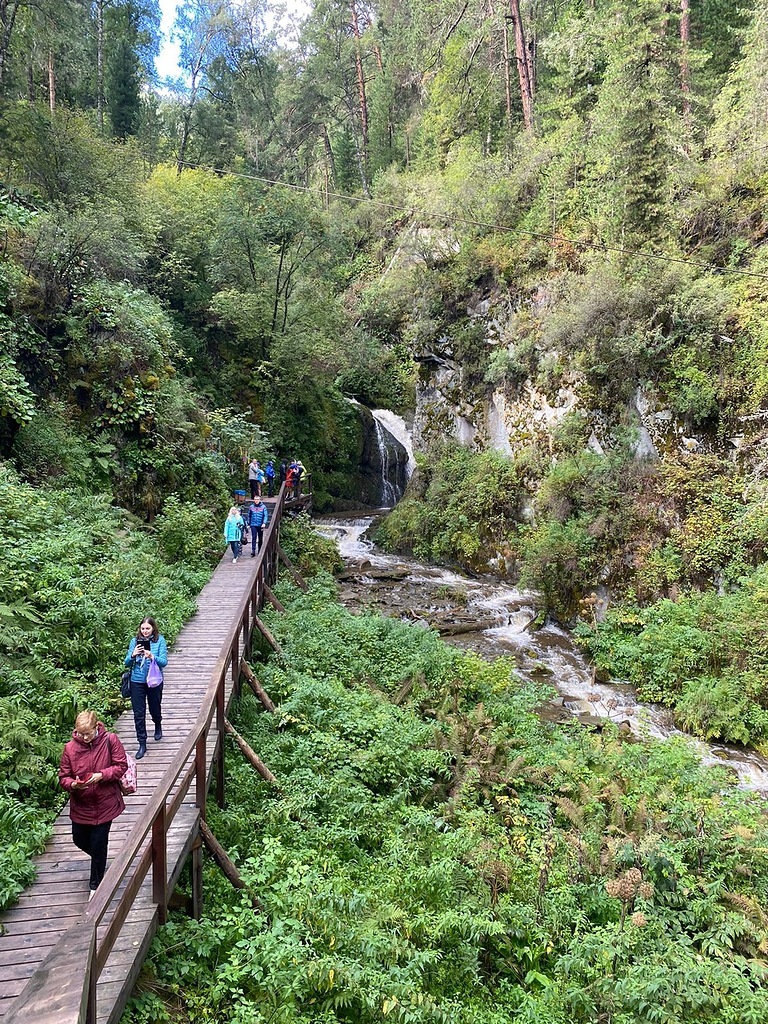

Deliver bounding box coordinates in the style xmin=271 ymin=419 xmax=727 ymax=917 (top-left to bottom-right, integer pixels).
xmin=59 ymin=710 xmax=127 ymax=898
xmin=124 ymin=616 xmax=168 ymax=760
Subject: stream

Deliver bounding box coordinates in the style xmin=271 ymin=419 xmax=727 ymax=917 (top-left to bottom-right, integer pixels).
xmin=316 ymin=512 xmax=768 ymax=794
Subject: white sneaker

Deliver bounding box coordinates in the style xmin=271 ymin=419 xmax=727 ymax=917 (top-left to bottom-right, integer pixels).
xmin=89 ymin=889 xmax=97 ymax=901
xmin=233 ymin=558 xmax=238 ymax=563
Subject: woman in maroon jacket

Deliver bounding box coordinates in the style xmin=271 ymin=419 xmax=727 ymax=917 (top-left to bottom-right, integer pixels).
xmin=59 ymin=710 xmax=128 ymax=898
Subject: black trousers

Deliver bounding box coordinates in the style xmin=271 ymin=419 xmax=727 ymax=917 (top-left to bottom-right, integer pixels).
xmin=250 ymin=526 xmax=264 ymax=554
xmin=131 ymin=680 xmax=163 ymax=745
xmin=72 ymin=820 xmax=112 ymax=890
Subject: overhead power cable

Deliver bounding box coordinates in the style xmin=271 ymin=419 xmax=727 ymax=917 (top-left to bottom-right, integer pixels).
xmin=180 ymin=160 xmax=768 ymax=283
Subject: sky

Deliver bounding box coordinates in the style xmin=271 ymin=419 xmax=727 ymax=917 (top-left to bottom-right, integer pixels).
xmin=156 ymin=0 xmax=182 ymax=81
xmin=155 ymin=0 xmax=311 ymax=81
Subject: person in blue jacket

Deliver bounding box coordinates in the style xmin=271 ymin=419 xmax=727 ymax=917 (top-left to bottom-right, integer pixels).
xmin=124 ymin=617 xmax=168 ymax=760
xmin=265 ymin=459 xmax=276 ymax=497
xmin=245 ymin=496 xmax=269 ymax=556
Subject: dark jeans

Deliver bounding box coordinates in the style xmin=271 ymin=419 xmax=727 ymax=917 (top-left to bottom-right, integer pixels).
xmin=249 ymin=480 xmax=260 ymax=497
xmin=266 ymin=479 xmax=274 ymax=496
xmin=250 ymin=526 xmax=264 ymax=554
xmin=229 ymin=540 xmax=242 ymax=559
xmin=72 ymin=820 xmax=112 ymax=890
xmin=131 ymin=679 xmax=163 ymax=746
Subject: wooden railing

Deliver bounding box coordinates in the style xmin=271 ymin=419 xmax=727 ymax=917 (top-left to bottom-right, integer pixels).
xmin=5 ymin=485 xmax=287 ymax=1024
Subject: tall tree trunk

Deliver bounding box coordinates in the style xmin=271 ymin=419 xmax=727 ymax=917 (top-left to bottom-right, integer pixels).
xmin=350 ymin=0 xmax=369 ymax=183
xmin=96 ymin=0 xmax=105 ymax=131
xmin=0 ymin=0 xmax=21 ymax=86
xmin=680 ymin=0 xmax=691 ymax=134
xmin=502 ymin=17 xmax=513 ymax=131
xmin=48 ymin=48 xmax=56 ymax=112
xmin=508 ymin=0 xmax=534 ymax=131
xmin=177 ymin=67 xmax=200 ymax=175
xmin=321 ymin=122 xmax=337 ymax=191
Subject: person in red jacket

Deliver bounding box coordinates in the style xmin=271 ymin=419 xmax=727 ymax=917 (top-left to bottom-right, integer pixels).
xmin=59 ymin=710 xmax=128 ymax=898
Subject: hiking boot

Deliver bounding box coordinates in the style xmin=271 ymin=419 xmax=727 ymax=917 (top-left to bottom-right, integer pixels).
xmin=135 ymin=744 xmax=147 ymax=760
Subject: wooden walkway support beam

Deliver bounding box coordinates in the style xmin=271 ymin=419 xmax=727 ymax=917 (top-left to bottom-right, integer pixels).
xmin=277 ymin=544 xmax=308 ymax=592
xmin=253 ymin=614 xmax=284 ymax=659
xmin=223 ymin=718 xmax=279 ymax=788
xmin=200 ymin=822 xmax=263 ymax=912
xmin=240 ymin=660 xmax=276 ymax=713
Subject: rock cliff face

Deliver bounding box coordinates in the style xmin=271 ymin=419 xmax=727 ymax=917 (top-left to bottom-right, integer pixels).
xmin=411 ymin=291 xmax=744 ymax=464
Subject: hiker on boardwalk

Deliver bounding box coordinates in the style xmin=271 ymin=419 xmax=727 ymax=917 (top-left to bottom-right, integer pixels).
xmin=290 ymin=458 xmax=303 ymax=498
xmin=124 ymin=617 xmax=168 ymax=760
xmin=59 ymin=710 xmax=127 ymax=898
xmin=265 ymin=459 xmax=276 ymax=497
xmin=245 ymin=495 xmax=269 ymax=556
xmin=248 ymin=458 xmax=265 ymax=498
xmin=279 ymin=459 xmax=287 ymax=487
xmin=224 ymin=506 xmax=245 ymax=563
xmin=285 ymin=461 xmax=297 ymax=497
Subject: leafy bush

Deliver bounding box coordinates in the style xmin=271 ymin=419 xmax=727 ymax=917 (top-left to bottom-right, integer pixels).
xmin=153 ymin=494 xmax=220 ymax=567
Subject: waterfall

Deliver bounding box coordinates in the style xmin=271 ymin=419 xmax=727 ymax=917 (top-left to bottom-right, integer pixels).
xmin=371 ymin=409 xmax=416 ymax=479
xmin=344 ymin=397 xmax=413 ymax=507
xmin=372 ymin=416 xmax=398 ymax=507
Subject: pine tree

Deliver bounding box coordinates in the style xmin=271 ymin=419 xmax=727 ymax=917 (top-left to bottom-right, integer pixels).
xmin=106 ymin=5 xmax=141 ymax=138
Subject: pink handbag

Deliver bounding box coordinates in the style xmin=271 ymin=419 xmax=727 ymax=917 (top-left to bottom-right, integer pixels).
xmin=119 ymin=753 xmax=137 ymax=795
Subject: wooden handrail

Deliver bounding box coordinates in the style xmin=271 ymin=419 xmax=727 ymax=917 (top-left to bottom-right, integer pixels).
xmin=5 ymin=484 xmax=288 ymax=1024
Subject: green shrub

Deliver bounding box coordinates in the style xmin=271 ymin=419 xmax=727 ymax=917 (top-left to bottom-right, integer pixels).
xmin=153 ymin=494 xmax=220 ymax=567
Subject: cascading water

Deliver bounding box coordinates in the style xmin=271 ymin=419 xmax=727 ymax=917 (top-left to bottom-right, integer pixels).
xmin=371 ymin=416 xmax=399 ymax=507
xmin=315 ymin=514 xmax=768 ymax=793
xmin=345 ymin=398 xmax=412 ymax=508
xmin=371 ymin=409 xmax=416 ymax=479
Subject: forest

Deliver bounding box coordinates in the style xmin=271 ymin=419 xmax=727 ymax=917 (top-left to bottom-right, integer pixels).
xmin=3 ymin=0 xmax=768 ymax=1020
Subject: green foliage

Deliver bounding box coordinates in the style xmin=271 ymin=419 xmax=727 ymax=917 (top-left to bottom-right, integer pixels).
xmin=126 ymin=580 xmax=768 ymax=1024
xmin=580 ymin=561 xmax=768 ymax=743
xmin=280 ymin=514 xmax=343 ymax=578
xmin=379 ymin=443 xmax=525 ymax=569
xmin=153 ymin=494 xmax=220 ymax=567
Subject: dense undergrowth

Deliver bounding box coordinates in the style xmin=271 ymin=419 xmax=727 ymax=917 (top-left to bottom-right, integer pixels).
xmin=125 ymin=570 xmax=768 ymax=1024
xmin=0 ymin=468 xmax=218 ymax=908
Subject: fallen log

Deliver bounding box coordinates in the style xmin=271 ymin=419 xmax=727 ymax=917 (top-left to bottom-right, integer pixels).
xmin=200 ymin=820 xmax=264 ymax=911
xmin=240 ymin=659 xmax=276 ymax=713
xmin=434 ymin=618 xmax=497 ymax=636
xmin=337 ymin=565 xmax=411 ymax=582
xmin=224 ymin=717 xmax=279 ymax=787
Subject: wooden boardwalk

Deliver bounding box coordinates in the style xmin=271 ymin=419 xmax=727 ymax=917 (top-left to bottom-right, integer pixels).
xmin=0 ymin=492 xmax=289 ymax=1024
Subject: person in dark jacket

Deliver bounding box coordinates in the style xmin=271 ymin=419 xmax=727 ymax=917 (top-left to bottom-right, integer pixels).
xmin=245 ymin=496 xmax=269 ymax=556
xmin=59 ymin=710 xmax=127 ymax=897
xmin=124 ymin=617 xmax=168 ymax=760
xmin=279 ymin=459 xmax=287 ymax=485
xmin=265 ymin=459 xmax=276 ymax=497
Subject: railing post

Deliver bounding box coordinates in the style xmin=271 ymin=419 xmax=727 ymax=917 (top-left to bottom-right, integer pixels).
xmin=216 ymin=669 xmax=225 ymax=808
xmin=195 ymin=733 xmax=207 ymax=814
xmin=85 ymin=959 xmax=97 ymax=1024
xmin=244 ymin=603 xmax=251 ymax=660
xmin=232 ymin=634 xmax=240 ymax=689
xmin=191 ymin=835 xmax=203 ymax=921
xmin=152 ymin=805 xmax=168 ymax=925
